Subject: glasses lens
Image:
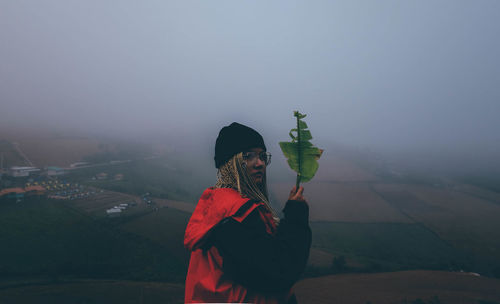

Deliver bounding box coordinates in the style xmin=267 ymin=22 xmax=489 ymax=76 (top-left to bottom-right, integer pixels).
xmin=243 ymin=152 xmax=271 ymax=165
xmin=243 ymin=152 xmax=255 ymax=161
xmin=260 ymin=152 xmax=271 ymax=165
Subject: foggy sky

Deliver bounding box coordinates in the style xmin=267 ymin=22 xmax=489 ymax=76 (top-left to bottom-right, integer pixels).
xmin=1 ymin=1 xmax=499 ymax=166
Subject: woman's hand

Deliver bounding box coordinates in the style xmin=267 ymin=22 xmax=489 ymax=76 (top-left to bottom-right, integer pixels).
xmin=288 ymin=186 xmax=306 ymax=203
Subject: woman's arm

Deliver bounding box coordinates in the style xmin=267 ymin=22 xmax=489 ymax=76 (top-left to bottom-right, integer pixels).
xmin=209 ymin=199 xmax=312 ymax=293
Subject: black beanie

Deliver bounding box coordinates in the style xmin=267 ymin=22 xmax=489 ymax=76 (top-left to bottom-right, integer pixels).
xmin=214 ymin=122 xmax=266 ymax=168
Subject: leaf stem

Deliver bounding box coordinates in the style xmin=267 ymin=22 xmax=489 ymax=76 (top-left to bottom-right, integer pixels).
xmin=296 ymin=112 xmax=301 ymax=192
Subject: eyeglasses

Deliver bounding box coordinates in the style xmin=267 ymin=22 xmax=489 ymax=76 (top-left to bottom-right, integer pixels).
xmin=242 ymin=151 xmax=272 ymax=166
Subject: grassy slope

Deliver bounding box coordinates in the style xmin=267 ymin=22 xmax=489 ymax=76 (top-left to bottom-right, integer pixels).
xmin=119 ymin=207 xmax=191 ymax=264
xmin=0 ymin=197 xmax=186 ymax=282
xmin=374 ymin=183 xmax=500 ymax=276
xmin=309 ymin=221 xmax=462 ymax=273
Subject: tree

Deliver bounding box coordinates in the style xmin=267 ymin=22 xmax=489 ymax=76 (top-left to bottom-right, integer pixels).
xmin=331 ymin=255 xmax=346 ymax=272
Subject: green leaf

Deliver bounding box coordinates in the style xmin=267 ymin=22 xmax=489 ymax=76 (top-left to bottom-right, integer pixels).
xmin=279 ymin=111 xmax=323 ymax=187
xmin=298 ymin=120 xmax=308 ymax=130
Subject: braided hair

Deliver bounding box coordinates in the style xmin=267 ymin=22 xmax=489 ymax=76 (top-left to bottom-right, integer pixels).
xmin=215 ymin=152 xmax=279 ymax=223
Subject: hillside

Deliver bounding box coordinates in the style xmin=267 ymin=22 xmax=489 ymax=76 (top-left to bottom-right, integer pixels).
xmin=1 ymin=271 xmax=498 ymax=304
xmin=0 ymin=196 xmax=188 ymax=283
xmin=2 ymin=129 xmax=500 ymax=303
xmin=294 ymin=270 xmax=500 ymax=304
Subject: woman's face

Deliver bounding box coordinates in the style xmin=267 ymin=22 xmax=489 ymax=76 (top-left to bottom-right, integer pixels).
xmin=244 ymin=147 xmax=267 ymax=185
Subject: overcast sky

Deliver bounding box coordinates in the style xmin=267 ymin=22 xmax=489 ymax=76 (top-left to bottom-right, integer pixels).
xmin=1 ymin=1 xmax=499 ymax=166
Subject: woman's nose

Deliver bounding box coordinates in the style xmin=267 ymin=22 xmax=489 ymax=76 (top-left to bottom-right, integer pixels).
xmin=254 ymin=157 xmax=265 ymax=167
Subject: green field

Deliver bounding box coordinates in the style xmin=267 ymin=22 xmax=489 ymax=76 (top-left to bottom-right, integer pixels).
xmin=120 ymin=207 xmax=191 ymax=263
xmin=0 ymin=197 xmax=187 ymax=283
xmin=309 ymin=222 xmax=466 ymax=274
xmin=373 ymin=184 xmax=500 ymax=278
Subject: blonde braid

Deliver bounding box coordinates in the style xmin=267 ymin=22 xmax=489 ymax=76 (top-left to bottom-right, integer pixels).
xmin=215 ymin=153 xmax=279 ymax=223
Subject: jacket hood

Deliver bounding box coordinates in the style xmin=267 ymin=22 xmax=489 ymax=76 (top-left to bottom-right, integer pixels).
xmin=184 ymin=187 xmax=259 ymax=251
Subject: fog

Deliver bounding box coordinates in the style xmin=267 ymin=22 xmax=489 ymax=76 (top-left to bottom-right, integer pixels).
xmin=1 ymin=1 xmax=499 ymax=174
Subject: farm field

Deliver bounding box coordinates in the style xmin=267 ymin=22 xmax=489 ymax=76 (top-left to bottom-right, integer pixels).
xmin=453 ymin=183 xmax=500 ymax=206
xmin=152 ymin=197 xmax=195 ymax=213
xmin=270 ymin=179 xmax=500 ymax=276
xmin=375 ymin=184 xmax=500 ymax=220
xmin=310 ymin=221 xmax=461 ymax=272
xmin=270 ymin=182 xmax=411 ymax=223
xmin=294 ymin=270 xmax=500 ymax=304
xmin=373 ymin=183 xmax=500 ymax=275
xmin=312 ymin=152 xmax=380 ymax=182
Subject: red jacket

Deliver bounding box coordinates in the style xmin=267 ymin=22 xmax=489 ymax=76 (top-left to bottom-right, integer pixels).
xmin=184 ymin=187 xmax=293 ymax=303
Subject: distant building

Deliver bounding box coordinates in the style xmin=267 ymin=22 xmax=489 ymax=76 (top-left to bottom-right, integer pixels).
xmin=110 ymin=160 xmax=130 ymax=165
xmin=114 ymin=173 xmax=124 ymax=181
xmin=9 ymin=166 xmax=40 ymax=177
xmin=96 ymin=172 xmax=108 ymax=180
xmin=70 ymin=162 xmax=89 ymax=168
xmin=106 ymin=207 xmax=122 ymax=217
xmin=47 ymin=167 xmax=66 ymax=176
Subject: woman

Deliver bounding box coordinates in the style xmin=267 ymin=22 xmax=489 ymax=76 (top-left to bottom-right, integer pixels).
xmin=184 ymin=122 xmax=312 ymax=303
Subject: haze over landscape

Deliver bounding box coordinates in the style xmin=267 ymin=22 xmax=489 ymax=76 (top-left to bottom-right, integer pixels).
xmin=2 ymin=1 xmax=500 ymax=170
xmin=1 ymin=1 xmax=500 ymax=303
